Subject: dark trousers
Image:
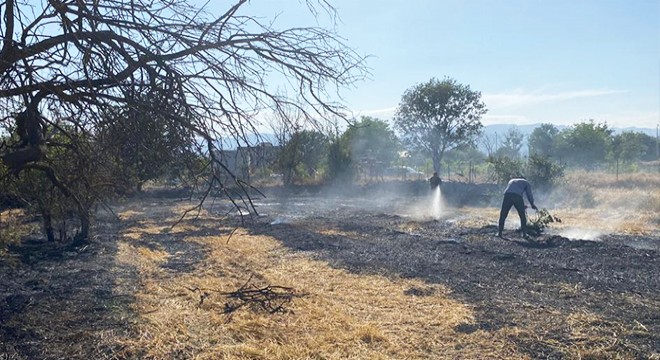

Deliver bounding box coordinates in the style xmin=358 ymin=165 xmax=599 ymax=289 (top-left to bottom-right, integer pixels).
xmin=498 ymin=193 xmax=526 ymax=234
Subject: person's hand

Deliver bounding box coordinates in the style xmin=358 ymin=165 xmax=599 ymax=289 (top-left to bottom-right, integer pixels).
xmin=531 ymin=204 xmax=538 ymax=211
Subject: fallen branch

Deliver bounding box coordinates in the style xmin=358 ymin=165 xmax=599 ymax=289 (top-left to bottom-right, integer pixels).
xmin=185 ymin=274 xmax=304 ymax=320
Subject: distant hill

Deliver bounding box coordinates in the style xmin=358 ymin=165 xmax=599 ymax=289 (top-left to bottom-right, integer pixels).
xmin=483 ymin=123 xmax=656 ymax=138
xmin=218 ymin=124 xmax=657 ymax=150
xmin=613 ymin=126 xmax=657 ymax=137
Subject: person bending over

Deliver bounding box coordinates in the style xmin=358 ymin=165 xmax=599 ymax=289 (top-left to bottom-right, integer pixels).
xmin=497 ymin=176 xmax=537 ymax=238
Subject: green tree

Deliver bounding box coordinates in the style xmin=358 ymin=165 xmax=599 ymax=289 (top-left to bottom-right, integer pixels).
xmin=444 ymin=145 xmax=486 ymax=163
xmin=528 ymin=123 xmax=559 ymax=157
xmin=525 ymin=154 xmax=564 ymax=190
xmin=494 ymin=128 xmax=524 ymax=159
xmin=556 ymin=120 xmax=613 ymax=168
xmin=610 ymin=131 xmax=650 ymax=164
xmin=326 ymin=131 xmax=352 ymax=181
xmin=342 ymin=116 xmax=400 ymax=178
xmin=638 ymin=132 xmax=659 ymax=162
xmin=1 ymin=127 xmax=120 ymax=242
xmin=394 ymin=77 xmax=486 ymax=173
xmin=487 ymin=156 xmax=525 ymax=185
xmin=277 ymin=130 xmax=329 ymax=185
xmin=343 ymin=117 xmax=399 ymax=163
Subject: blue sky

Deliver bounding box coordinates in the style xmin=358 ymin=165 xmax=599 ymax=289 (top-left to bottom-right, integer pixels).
xmin=240 ymin=1 xmax=660 ymax=129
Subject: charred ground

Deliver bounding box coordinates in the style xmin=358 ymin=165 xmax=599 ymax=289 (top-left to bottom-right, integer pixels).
xmin=1 ymin=183 xmax=658 ymax=359
xmin=242 ymin=183 xmax=659 ymax=358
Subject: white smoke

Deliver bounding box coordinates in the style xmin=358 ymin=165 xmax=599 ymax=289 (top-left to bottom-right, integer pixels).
xmin=555 ymin=227 xmax=603 ymax=241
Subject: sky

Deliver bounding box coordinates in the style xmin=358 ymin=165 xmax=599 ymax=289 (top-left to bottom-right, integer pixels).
xmin=238 ymin=0 xmax=660 ymax=129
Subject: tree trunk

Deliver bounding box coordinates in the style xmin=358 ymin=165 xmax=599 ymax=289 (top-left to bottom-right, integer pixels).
xmin=72 ymin=207 xmax=91 ymax=246
xmin=38 ymin=205 xmax=56 ymax=242
xmin=432 ymin=150 xmax=443 ymax=175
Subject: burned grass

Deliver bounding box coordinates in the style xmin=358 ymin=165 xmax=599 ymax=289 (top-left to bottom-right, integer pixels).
xmin=1 ymin=182 xmax=659 ymax=359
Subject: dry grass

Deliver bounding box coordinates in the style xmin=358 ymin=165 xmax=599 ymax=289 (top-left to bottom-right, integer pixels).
xmin=107 ymin=196 xmax=656 ymax=359
xmin=92 ymin=171 xmax=659 ymax=360
xmin=112 ymin=206 xmax=526 ymax=359
xmin=547 ymin=171 xmax=660 ymax=235
xmin=4 ymin=171 xmax=657 ymax=359
xmin=0 ymin=208 xmax=37 ymax=254
xmin=453 ymin=170 xmax=660 ymax=236
xmin=563 ymin=310 xmax=652 ymax=360
xmin=564 ymin=170 xmax=660 ymax=189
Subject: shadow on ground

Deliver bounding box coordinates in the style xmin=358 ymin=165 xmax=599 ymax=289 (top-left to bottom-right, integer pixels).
xmin=0 ymin=233 xmax=138 ymax=359
xmin=242 ymin=200 xmax=660 ymax=359
xmin=0 ymin=197 xmax=225 ymax=359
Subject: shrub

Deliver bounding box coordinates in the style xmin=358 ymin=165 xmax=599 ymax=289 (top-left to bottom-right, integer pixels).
xmin=488 ymin=156 xmax=524 ymax=184
xmin=527 ymin=208 xmax=562 ymax=236
xmin=526 ymin=154 xmax=565 ymax=190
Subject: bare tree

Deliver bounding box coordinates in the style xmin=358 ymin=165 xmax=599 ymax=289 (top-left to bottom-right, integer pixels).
xmin=479 ymin=132 xmax=498 ymax=158
xmin=0 ymin=0 xmax=367 ymax=241
xmin=269 ymin=110 xmax=304 ymax=185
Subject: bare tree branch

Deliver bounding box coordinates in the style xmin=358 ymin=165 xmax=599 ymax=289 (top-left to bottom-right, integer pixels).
xmin=0 ymin=0 xmax=367 ymax=241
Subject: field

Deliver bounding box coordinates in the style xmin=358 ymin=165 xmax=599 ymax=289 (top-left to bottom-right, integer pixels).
xmin=1 ymin=172 xmax=659 ymax=359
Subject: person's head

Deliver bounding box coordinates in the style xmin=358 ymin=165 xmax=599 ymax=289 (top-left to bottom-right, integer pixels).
xmin=512 ymin=174 xmax=526 ymax=180
xmin=432 ymin=171 xmax=438 ymax=177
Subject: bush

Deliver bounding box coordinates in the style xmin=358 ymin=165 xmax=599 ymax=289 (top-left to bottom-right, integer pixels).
xmin=489 ymin=155 xmax=565 ymax=190
xmin=526 ymin=154 xmax=565 ymax=190
xmin=488 ymin=156 xmax=525 ymax=184
xmin=526 ymin=208 xmax=562 ymax=235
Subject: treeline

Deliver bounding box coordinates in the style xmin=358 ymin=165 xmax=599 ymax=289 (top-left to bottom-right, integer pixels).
xmin=266 ymin=117 xmax=657 ymax=187
xmin=2 ymin=70 xmax=656 ymax=245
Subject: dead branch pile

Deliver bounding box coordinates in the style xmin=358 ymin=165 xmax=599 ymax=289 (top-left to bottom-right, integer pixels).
xmin=188 ymin=275 xmax=303 ymax=320
xmin=222 ymin=282 xmax=299 ymax=316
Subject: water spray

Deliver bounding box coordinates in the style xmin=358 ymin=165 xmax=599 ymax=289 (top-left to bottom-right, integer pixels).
xmin=430 ymin=186 xmax=443 ymax=220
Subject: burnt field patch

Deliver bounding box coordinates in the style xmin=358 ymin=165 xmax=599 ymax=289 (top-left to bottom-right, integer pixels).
xmin=239 ymin=189 xmax=660 ymax=359
xmin=1 ymin=186 xmax=658 ymax=359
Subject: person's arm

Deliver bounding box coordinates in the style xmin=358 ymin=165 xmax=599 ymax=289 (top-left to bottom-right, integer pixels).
xmin=525 ymin=182 xmax=537 ymax=209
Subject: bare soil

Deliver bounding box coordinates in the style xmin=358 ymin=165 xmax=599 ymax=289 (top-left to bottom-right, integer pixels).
xmin=1 ymin=184 xmax=658 ymax=359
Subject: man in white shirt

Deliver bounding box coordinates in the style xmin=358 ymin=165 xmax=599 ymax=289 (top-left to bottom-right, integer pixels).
xmin=497 ymin=176 xmax=538 ymax=238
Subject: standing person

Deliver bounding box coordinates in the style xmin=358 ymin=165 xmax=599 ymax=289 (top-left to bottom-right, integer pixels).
xmin=429 ymin=171 xmax=442 ymax=190
xmin=497 ymin=176 xmax=538 ymax=238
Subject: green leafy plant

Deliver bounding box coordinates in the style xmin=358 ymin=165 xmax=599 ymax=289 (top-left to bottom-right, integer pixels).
xmin=526 ymin=208 xmax=561 ymax=236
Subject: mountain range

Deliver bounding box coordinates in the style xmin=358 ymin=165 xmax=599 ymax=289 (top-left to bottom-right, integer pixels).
xmin=219 ymin=124 xmax=658 ymax=150
xmin=482 ymin=123 xmax=657 ymax=138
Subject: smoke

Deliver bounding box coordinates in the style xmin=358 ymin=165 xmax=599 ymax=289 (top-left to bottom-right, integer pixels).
xmin=528 ymin=171 xmax=660 ymax=238
xmin=554 ymin=228 xmax=603 ymax=241
xmin=270 ymin=216 xmax=292 ymax=225
xmin=400 ymin=186 xmax=448 ymax=221
xmin=209 ymin=171 xmax=658 ymax=247
xmin=246 ymin=179 xmax=447 ymax=226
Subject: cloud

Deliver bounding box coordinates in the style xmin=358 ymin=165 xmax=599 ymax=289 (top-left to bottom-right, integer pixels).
xmin=483 ymin=88 xmax=627 ymax=108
